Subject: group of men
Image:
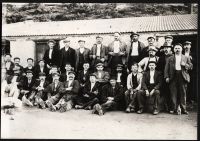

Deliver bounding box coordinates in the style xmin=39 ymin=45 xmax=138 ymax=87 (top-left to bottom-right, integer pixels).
xmin=2 ymin=32 xmax=193 ymax=116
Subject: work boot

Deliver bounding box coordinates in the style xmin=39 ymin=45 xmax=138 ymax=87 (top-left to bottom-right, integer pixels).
xmin=137 ymin=108 xmax=143 ymax=114
xmin=125 ymin=107 xmax=131 ymax=113
xmin=182 ymin=110 xmax=189 ymax=115
xmin=153 ymin=109 xmax=159 ymax=115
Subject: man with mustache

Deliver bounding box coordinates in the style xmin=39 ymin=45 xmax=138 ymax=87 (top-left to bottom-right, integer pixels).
xmin=90 ymin=36 xmax=108 ymax=71
xmin=107 ymin=32 xmax=127 ymax=73
xmin=32 ymin=72 xmax=50 ymax=108
xmin=157 ymin=35 xmax=173 ymax=57
xmin=138 ymin=46 xmax=159 ymax=72
xmin=157 ymin=45 xmax=173 ymax=112
xmin=54 ymin=71 xmax=80 ymax=112
xmin=165 ymin=43 xmax=193 ymax=115
xmin=13 ymin=57 xmax=24 ymax=76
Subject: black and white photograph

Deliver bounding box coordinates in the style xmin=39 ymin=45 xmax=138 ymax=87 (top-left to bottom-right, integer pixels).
xmin=1 ymin=2 xmax=198 ymax=140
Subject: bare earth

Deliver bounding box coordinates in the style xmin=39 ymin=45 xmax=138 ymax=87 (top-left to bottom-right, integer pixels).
xmin=1 ymin=106 xmax=197 ymax=140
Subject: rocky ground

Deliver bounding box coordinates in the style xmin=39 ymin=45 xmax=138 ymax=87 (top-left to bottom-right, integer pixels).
xmin=1 ymin=105 xmax=197 ymax=140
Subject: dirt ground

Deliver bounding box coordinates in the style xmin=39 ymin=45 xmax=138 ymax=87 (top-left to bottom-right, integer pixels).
xmin=1 ymin=106 xmax=197 ymax=140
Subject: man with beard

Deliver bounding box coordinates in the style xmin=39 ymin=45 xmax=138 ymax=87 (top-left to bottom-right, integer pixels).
xmin=107 ymin=32 xmax=127 ymax=73
xmin=90 ymin=36 xmax=108 ymax=70
xmin=165 ymin=43 xmax=193 ymax=115
xmin=138 ymin=46 xmax=159 ymax=72
xmin=157 ymin=45 xmax=173 ymax=112
xmin=126 ymin=32 xmax=145 ymax=71
xmin=54 ymin=71 xmax=80 ymax=112
xmin=114 ymin=64 xmax=128 ymax=87
xmin=32 ymin=72 xmax=50 ymax=108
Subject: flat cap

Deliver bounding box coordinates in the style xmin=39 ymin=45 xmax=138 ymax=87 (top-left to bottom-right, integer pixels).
xmin=116 ymin=64 xmax=123 ymax=68
xmin=26 ymin=70 xmax=33 ymax=74
xmin=147 ymin=36 xmax=155 ymax=40
xmin=78 ymin=39 xmax=85 ymax=43
xmin=165 ymin=35 xmax=173 ymax=39
xmin=39 ymin=72 xmax=46 ymax=76
xmin=96 ymin=36 xmax=103 ymax=39
xmin=63 ymin=38 xmax=70 ymax=42
xmin=161 ymin=45 xmax=173 ymax=49
xmin=130 ymin=32 xmax=139 ymax=38
xmin=183 ymin=41 xmax=192 ymax=45
xmin=47 ymin=40 xmax=56 ymax=44
xmin=148 ymin=61 xmax=157 ymax=65
xmin=147 ymin=46 xmax=158 ymax=52
xmin=89 ymin=73 xmax=97 ymax=78
xmin=174 ymin=43 xmax=183 ymax=48
xmin=52 ymin=72 xmax=60 ymax=77
xmin=68 ymin=71 xmax=76 ymax=75
xmin=110 ymin=75 xmax=117 ymax=80
xmin=96 ymin=63 xmax=104 ymax=67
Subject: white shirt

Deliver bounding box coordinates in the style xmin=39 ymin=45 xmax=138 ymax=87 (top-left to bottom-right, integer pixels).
xmin=65 ymin=47 xmax=69 ymax=51
xmin=49 ymin=49 xmax=53 ymax=59
xmin=11 ymin=76 xmax=18 ymax=83
xmin=98 ymin=72 xmax=102 ymax=79
xmin=80 ymin=48 xmax=85 ymax=54
xmin=5 ymin=62 xmax=11 ymax=70
xmin=39 ymin=80 xmax=45 ymax=88
xmin=40 ymin=67 xmax=44 ymax=73
xmin=150 ymin=70 xmax=155 ymax=84
xmin=131 ymin=42 xmax=139 ymax=56
xmin=96 ymin=44 xmax=101 ymax=57
xmin=185 ymin=52 xmax=190 ymax=57
xmin=113 ymin=41 xmax=120 ymax=53
xmin=117 ymin=73 xmax=122 ymax=83
xmin=175 ymin=54 xmax=182 ymax=70
xmin=90 ymin=82 xmax=95 ymax=92
xmin=54 ymin=82 xmax=58 ymax=90
xmin=68 ymin=80 xmax=73 ymax=87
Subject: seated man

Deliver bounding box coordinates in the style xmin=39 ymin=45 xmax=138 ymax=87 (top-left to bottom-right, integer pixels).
xmin=32 ymin=72 xmax=50 ymax=108
xmin=54 ymin=71 xmax=80 ymax=112
xmin=125 ymin=62 xmax=143 ymax=113
xmin=23 ymin=58 xmax=35 ymax=77
xmin=46 ymin=65 xmax=60 ymax=83
xmin=33 ymin=59 xmax=49 ymax=79
xmin=137 ymin=61 xmax=162 ymax=115
xmin=114 ymin=64 xmax=128 ymax=87
xmin=45 ymin=73 xmax=64 ymax=111
xmin=17 ymin=70 xmax=36 ymax=107
xmin=77 ymin=62 xmax=91 ymax=88
xmin=75 ymin=73 xmax=100 ymax=110
xmin=1 ymin=64 xmax=23 ymax=109
xmin=92 ymin=75 xmax=124 ymax=116
xmin=59 ymin=63 xmax=73 ymax=82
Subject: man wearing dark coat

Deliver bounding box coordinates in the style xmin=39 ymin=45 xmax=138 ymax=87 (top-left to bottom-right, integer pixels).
xmin=92 ymin=75 xmax=124 ymax=116
xmin=137 ymin=61 xmax=162 ymax=115
xmin=43 ymin=40 xmax=60 ymax=68
xmin=59 ymin=38 xmax=76 ymax=73
xmin=33 ymin=59 xmax=49 ymax=79
xmin=164 ymin=43 xmax=193 ymax=115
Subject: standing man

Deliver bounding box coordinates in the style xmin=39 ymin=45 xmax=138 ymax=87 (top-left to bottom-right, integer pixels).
xmin=90 ymin=36 xmax=108 ymax=70
xmin=156 ymin=45 xmax=173 ymax=112
xmin=75 ymin=40 xmax=90 ymax=72
xmin=137 ymin=61 xmax=162 ymax=115
xmin=43 ymin=40 xmax=60 ymax=69
xmin=157 ymin=35 xmax=173 ymax=57
xmin=142 ymin=36 xmax=156 ymax=58
xmin=33 ymin=59 xmax=49 ymax=79
xmin=165 ymin=43 xmax=193 ymax=115
xmin=60 ymin=38 xmax=76 ymax=73
xmin=107 ymin=32 xmax=127 ymax=73
xmin=126 ymin=32 xmax=145 ymax=71
xmin=125 ymin=63 xmax=143 ymax=113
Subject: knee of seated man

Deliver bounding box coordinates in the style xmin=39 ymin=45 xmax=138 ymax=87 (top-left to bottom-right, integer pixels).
xmin=154 ymin=90 xmax=160 ymax=96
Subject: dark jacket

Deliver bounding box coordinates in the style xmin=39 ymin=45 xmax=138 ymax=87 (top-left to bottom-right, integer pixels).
xmin=90 ymin=44 xmax=108 ymax=66
xmin=126 ymin=41 xmax=145 ymax=63
xmin=33 ymin=65 xmax=49 ymax=79
xmin=75 ymin=48 xmax=91 ymax=71
xmin=43 ymin=48 xmax=60 ymax=67
xmin=17 ymin=77 xmax=36 ymax=91
xmin=164 ymin=54 xmax=193 ymax=83
xmin=5 ymin=61 xmax=15 ymax=75
xmin=83 ymin=82 xmax=100 ymax=97
xmin=44 ymin=81 xmax=64 ymax=98
xmin=141 ymin=70 xmax=162 ymax=91
xmin=32 ymin=79 xmax=50 ymax=91
xmin=60 ymin=47 xmax=76 ymax=71
xmin=6 ymin=74 xmax=23 ymax=84
xmin=61 ymin=80 xmax=80 ymax=95
xmin=156 ymin=54 xmax=173 ymax=73
xmin=100 ymin=83 xmax=124 ymax=104
xmin=77 ymin=70 xmax=91 ymax=85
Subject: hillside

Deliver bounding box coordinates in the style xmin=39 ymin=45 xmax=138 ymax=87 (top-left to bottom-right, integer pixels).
xmin=3 ymin=3 xmax=198 ymax=24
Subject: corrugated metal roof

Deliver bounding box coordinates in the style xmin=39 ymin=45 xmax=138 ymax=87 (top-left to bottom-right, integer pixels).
xmin=2 ymin=14 xmax=197 ymax=37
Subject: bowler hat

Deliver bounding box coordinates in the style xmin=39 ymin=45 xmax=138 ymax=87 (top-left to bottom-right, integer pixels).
xmin=130 ymin=32 xmax=139 ymax=38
